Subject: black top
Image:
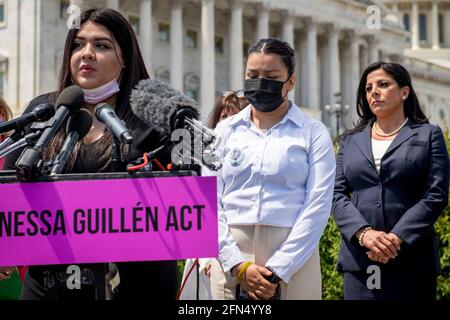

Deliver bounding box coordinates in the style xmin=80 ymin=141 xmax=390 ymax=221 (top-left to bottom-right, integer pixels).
xmin=4 ymin=92 xmax=174 ymax=300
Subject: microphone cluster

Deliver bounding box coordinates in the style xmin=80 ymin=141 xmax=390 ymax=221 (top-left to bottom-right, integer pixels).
xmin=130 ymin=78 xmax=221 ymax=171
xmin=1 ymin=78 xmax=221 ymax=181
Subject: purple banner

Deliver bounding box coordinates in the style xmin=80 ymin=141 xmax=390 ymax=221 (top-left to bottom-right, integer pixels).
xmin=0 ymin=176 xmax=218 ymax=266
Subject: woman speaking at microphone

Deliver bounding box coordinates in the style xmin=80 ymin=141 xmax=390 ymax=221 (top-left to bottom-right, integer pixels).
xmin=4 ymin=8 xmax=177 ymax=300
xmin=207 ymin=38 xmax=336 ymax=300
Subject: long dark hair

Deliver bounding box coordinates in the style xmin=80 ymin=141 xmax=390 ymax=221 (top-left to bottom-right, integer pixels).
xmin=350 ymin=61 xmax=428 ymax=134
xmin=58 ymin=8 xmax=148 ymax=120
xmin=45 ymin=8 xmax=149 ymax=170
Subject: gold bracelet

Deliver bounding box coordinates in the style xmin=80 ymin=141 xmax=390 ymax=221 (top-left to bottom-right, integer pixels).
xmin=358 ymin=227 xmax=372 ymax=247
xmin=237 ymin=261 xmax=253 ymax=283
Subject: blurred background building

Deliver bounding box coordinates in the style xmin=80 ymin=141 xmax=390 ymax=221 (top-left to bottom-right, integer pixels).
xmin=0 ymin=0 xmax=448 ymax=135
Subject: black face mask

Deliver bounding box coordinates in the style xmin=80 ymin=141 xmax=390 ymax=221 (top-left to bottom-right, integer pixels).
xmin=244 ymin=76 xmax=291 ymax=113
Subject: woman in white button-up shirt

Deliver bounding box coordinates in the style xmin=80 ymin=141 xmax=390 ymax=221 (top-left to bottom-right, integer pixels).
xmin=208 ymin=38 xmax=336 ymax=300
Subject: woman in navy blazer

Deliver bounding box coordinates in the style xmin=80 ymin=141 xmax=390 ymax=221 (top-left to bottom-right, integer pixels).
xmin=332 ymin=62 xmax=449 ymax=300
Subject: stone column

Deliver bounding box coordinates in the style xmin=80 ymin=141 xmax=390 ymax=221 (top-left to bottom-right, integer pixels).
xmin=8 ymin=0 xmax=20 ymax=111
xmin=201 ymin=0 xmax=216 ymax=119
xmin=282 ymin=11 xmax=295 ymax=101
xmin=411 ymin=0 xmax=420 ymax=49
xmin=324 ymin=24 xmax=341 ymax=135
xmin=367 ymin=35 xmax=379 ymax=64
xmin=170 ymin=0 xmax=184 ymax=91
xmin=299 ymin=33 xmax=308 ymax=108
xmin=306 ymin=20 xmax=319 ymax=111
xmin=140 ymin=0 xmax=153 ymax=76
xmin=347 ymin=31 xmax=359 ymax=126
xmin=445 ymin=7 xmax=450 ymax=48
xmin=359 ymin=44 xmax=369 ymax=74
xmin=282 ymin=11 xmax=294 ymax=46
xmin=256 ymin=3 xmax=270 ymax=41
xmin=431 ymin=0 xmax=440 ymax=49
xmin=328 ymin=25 xmax=340 ymax=104
xmin=229 ymin=0 xmax=243 ymax=91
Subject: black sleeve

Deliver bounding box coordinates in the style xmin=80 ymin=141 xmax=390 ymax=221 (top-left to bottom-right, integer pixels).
xmin=3 ymin=92 xmax=57 ymax=170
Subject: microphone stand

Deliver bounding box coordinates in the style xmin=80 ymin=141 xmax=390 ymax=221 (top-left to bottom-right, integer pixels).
xmin=107 ymin=138 xmax=124 ymax=300
xmin=111 ymin=138 xmax=125 ymax=173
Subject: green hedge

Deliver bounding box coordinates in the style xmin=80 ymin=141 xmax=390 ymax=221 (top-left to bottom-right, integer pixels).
xmin=435 ymin=127 xmax=450 ymax=299
xmin=320 ymin=128 xmax=450 ymax=299
xmin=319 ymin=218 xmax=344 ymax=299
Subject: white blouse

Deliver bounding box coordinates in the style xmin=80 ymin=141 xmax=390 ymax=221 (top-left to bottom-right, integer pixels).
xmin=206 ymin=103 xmax=336 ymax=282
xmin=371 ymin=138 xmax=393 ymax=174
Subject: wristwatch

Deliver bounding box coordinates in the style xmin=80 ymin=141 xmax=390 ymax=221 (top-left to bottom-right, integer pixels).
xmin=264 ymin=267 xmax=282 ymax=284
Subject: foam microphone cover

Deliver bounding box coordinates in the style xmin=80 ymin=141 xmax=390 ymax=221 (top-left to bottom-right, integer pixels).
xmin=130 ymin=79 xmax=200 ymax=136
xmin=33 ymin=103 xmax=56 ymax=121
xmin=66 ymin=108 xmax=93 ymax=138
xmin=56 ymin=85 xmax=85 ymax=114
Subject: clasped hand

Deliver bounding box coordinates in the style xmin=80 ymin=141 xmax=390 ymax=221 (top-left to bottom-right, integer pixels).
xmin=360 ymin=230 xmax=402 ymax=264
xmin=234 ymin=263 xmax=278 ymax=300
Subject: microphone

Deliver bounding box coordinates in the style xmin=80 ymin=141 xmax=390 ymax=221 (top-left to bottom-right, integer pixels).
xmin=130 ymin=79 xmax=199 ymax=136
xmin=15 ymin=85 xmax=84 ymax=180
xmin=95 ymin=103 xmax=133 ymax=144
xmin=0 ymin=103 xmax=55 ymax=136
xmin=50 ymin=109 xmax=93 ymax=175
xmin=0 ymin=131 xmax=42 ymax=159
xmin=130 ymin=79 xmax=221 ymax=171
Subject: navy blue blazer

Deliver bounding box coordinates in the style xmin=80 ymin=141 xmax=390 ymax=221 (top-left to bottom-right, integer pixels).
xmin=332 ymin=120 xmax=449 ymax=274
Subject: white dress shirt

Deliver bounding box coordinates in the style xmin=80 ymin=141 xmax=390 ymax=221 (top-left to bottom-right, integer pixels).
xmin=371 ymin=139 xmax=393 ymax=174
xmin=206 ymin=102 xmax=336 ymax=283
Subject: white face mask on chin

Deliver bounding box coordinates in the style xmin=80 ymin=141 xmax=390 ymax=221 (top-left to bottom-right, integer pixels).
xmin=82 ymin=78 xmax=120 ymax=105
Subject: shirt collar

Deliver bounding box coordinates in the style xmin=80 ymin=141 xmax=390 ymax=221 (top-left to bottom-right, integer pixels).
xmin=228 ymin=102 xmax=305 ymax=129
xmin=228 ymin=104 xmax=252 ymax=127
xmin=277 ymin=102 xmax=305 ymax=128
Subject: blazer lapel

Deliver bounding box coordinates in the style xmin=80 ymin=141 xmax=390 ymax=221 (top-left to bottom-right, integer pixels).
xmin=353 ymin=123 xmax=376 ymax=169
xmin=383 ymin=120 xmax=418 ymax=158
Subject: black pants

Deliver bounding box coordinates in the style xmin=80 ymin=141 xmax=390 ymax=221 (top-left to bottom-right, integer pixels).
xmin=21 ymin=264 xmax=106 ymax=300
xmin=343 ymin=270 xmax=437 ymax=300
xmin=114 ymin=261 xmax=178 ymax=300
xmin=20 ymin=261 xmax=178 ymax=300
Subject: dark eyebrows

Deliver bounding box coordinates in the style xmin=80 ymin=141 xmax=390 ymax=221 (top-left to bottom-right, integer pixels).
xmin=366 ymin=78 xmax=392 ymax=86
xmin=75 ymin=36 xmax=114 ymax=43
xmin=246 ymin=68 xmax=281 ymax=73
